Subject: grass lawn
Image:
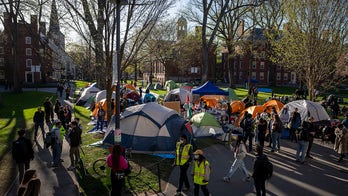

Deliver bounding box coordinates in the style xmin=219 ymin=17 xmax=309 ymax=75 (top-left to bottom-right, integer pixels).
xmin=0 ymin=91 xmax=56 ymax=194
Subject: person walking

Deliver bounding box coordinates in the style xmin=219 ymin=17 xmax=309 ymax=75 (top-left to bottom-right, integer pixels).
xmin=33 ymin=106 xmax=45 ymax=142
xmin=223 ymin=135 xmax=251 ymax=182
xmin=174 ymin=134 xmax=193 ymax=196
xmin=295 ymin=122 xmax=309 ymax=164
xmin=306 ymin=116 xmax=316 ymax=159
xmin=43 ymin=97 xmax=53 ymax=124
xmin=12 ymin=129 xmax=34 ymax=183
xmin=51 ymin=119 xmax=64 ymax=167
xmin=271 ymin=114 xmax=282 ymax=152
xmin=334 ymin=124 xmax=348 ymax=162
xmin=106 ymin=144 xmax=129 ymax=196
xmin=252 ymin=145 xmax=269 ymax=196
xmin=192 ymin=149 xmax=211 ymax=196
xmin=67 ymin=121 xmax=82 ymax=170
xmin=65 ymin=85 xmax=71 ymax=100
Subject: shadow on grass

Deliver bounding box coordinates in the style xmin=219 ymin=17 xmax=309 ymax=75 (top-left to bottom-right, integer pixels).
xmin=74 ymin=106 xmax=91 ymax=121
xmin=77 ymin=168 xmax=110 ymax=195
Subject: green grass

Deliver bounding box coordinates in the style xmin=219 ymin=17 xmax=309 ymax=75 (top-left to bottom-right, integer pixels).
xmin=74 ymin=80 xmax=91 ymax=89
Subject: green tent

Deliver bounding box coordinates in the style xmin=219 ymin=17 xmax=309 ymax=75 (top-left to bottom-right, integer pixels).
xmin=228 ymin=88 xmax=238 ymax=101
xmin=190 ymin=112 xmax=223 ymax=137
xmin=164 ymin=80 xmax=177 ymax=90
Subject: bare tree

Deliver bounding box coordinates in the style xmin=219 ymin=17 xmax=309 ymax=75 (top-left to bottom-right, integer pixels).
xmin=270 ymin=0 xmax=347 ymax=100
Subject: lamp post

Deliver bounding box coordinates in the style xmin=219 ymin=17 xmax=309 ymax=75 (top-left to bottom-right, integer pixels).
xmin=115 ymin=0 xmax=122 ymax=130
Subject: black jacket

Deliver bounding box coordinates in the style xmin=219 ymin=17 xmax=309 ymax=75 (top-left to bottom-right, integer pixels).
xmin=252 ymin=154 xmax=268 ymax=180
xmin=33 ymin=111 xmax=44 ymax=123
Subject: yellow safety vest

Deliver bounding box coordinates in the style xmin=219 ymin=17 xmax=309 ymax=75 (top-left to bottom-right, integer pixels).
xmin=175 ymin=142 xmax=192 ymax=166
xmin=193 ymin=160 xmax=209 ymax=185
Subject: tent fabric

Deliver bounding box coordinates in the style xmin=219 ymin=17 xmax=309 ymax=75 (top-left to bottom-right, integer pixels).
xmin=102 ymin=102 xmax=189 ymax=153
xmin=125 ymin=84 xmax=136 ymax=91
xmin=262 ymin=100 xmax=284 ymax=113
xmin=281 ymin=100 xmax=330 ymax=122
xmin=228 ymin=88 xmax=239 ymax=101
xmin=191 ymin=81 xmax=229 ymax=96
xmin=235 ymin=105 xmax=264 ymax=126
xmin=190 ymin=112 xmax=224 ymax=137
xmin=165 ymin=80 xmax=177 ymax=90
xmin=230 ymin=100 xmax=245 ymax=114
xmin=164 ymin=88 xmax=191 ymax=104
xmin=154 ymin=83 xmax=163 ymax=90
xmin=95 ymin=90 xmax=116 ymax=103
xmin=76 ymin=86 xmax=100 ymax=106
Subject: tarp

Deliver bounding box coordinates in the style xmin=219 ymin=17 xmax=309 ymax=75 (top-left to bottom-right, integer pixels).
xmin=76 ymin=86 xmax=100 ymax=106
xmin=191 ymin=81 xmax=229 ymax=96
xmin=190 ymin=112 xmax=224 ymax=137
xmin=102 ymin=102 xmax=189 ymax=153
xmin=164 ymin=88 xmax=191 ymax=105
xmin=125 ymin=84 xmax=136 ymax=91
xmin=281 ymin=100 xmax=330 ymax=122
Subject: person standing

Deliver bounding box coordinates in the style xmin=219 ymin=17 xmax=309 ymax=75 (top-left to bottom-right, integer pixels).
xmin=334 ymin=124 xmax=348 ymax=162
xmin=271 ymin=114 xmax=282 ymax=152
xmin=106 ymin=144 xmax=129 ymax=196
xmin=192 ymin=149 xmax=210 ymax=196
xmin=223 ymin=135 xmax=251 ymax=182
xmin=295 ymin=122 xmax=309 ymax=164
xmin=306 ymin=116 xmax=316 ymax=159
xmin=174 ymin=135 xmax=193 ymax=196
xmin=241 ymin=113 xmax=254 ymax=152
xmin=96 ymin=106 xmax=106 ymax=131
xmin=289 ymin=108 xmax=301 ymax=142
xmin=12 ymin=129 xmax=34 ymax=183
xmin=252 ymin=145 xmax=268 ymax=196
xmin=43 ymin=97 xmax=53 ymax=123
xmin=51 ymin=119 xmax=64 ymax=167
xmin=257 ymin=118 xmax=268 ymax=147
xmin=33 ymin=106 xmax=45 ymax=142
xmin=65 ymin=85 xmax=71 ymax=100
xmin=67 ymin=121 xmax=82 ymax=170
xmin=54 ymin=99 xmax=61 ymax=119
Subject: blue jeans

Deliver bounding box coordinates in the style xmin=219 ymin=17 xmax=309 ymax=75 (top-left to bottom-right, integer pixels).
xmin=96 ymin=120 xmax=104 ymax=130
xmin=52 ymin=143 xmax=62 ymax=166
xmin=296 ymin=140 xmax=308 ymax=162
xmin=226 ymin=158 xmax=249 ymax=179
xmin=271 ymin=132 xmax=281 ymax=151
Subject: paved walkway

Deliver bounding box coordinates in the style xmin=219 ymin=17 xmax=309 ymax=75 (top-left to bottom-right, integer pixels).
xmin=160 ymin=139 xmax=348 ymax=196
xmin=5 ymin=85 xmax=80 ymax=196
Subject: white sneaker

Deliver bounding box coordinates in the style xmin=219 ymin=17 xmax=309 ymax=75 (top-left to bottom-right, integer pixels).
xmin=223 ymin=177 xmax=230 ymax=182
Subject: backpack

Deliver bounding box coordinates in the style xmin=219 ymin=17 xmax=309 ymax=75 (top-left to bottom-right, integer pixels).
xmin=264 ymin=157 xmax=273 ymax=180
xmin=296 ymin=127 xmax=308 ymax=141
xmin=45 ymin=130 xmax=56 ymax=148
xmin=13 ymin=139 xmax=29 ymax=162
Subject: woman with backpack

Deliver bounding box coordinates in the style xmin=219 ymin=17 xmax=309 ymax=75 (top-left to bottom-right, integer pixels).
xmin=223 ymin=135 xmax=251 ymax=183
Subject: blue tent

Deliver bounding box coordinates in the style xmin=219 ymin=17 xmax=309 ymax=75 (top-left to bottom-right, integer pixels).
xmin=102 ymin=102 xmax=190 ymax=153
xmin=191 ymin=81 xmax=228 ymax=96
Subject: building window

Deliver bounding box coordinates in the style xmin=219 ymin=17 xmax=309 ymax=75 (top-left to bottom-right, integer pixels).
xmin=239 ymin=71 xmax=243 ymax=80
xmin=260 ymin=62 xmax=265 ymax=69
xmin=252 ymin=72 xmax=256 ymax=79
xmin=0 ymin=70 xmax=4 ymax=79
xmin=191 ymin=67 xmax=199 ymax=73
xmin=277 ymin=64 xmax=281 ymax=70
xmin=261 ymin=51 xmax=265 ymax=59
xmin=26 ymin=48 xmax=32 ymax=56
xmin=26 ymin=59 xmax=32 ymax=67
xmin=0 ymin=47 xmax=3 ymax=54
xmin=25 ymin=37 xmax=31 ymax=44
xmin=0 ymin=58 xmax=4 ymax=66
xmin=284 ymin=73 xmax=288 ymax=80
xmin=276 ymin=73 xmax=281 ymax=80
xmin=239 ymin=61 xmax=244 ymax=69
xmin=252 ymin=61 xmax=256 ymax=69
xmin=260 ymin=72 xmax=264 ymax=80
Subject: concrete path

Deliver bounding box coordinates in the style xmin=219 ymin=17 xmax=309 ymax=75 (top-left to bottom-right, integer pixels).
xmin=5 ymin=84 xmax=80 ymax=196
xmin=160 ymin=139 xmax=348 ymax=196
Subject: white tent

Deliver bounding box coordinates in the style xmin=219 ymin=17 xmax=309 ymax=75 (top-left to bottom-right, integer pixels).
xmin=76 ymin=86 xmax=100 ymax=106
xmin=281 ymin=100 xmax=330 ymax=122
xmin=95 ymin=90 xmax=116 ymax=103
xmin=163 ymin=88 xmax=192 ymax=104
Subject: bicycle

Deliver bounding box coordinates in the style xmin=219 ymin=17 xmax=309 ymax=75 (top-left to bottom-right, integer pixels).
xmin=92 ymin=148 xmax=142 ymax=177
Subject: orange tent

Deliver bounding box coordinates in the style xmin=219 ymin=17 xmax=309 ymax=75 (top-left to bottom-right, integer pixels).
xmin=235 ymin=105 xmax=264 ymax=126
xmin=262 ymin=100 xmax=284 ymax=114
xmin=125 ymin=84 xmax=136 ymax=91
xmin=91 ymin=98 xmax=116 ymax=119
xmin=230 ymin=100 xmax=245 ymax=114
